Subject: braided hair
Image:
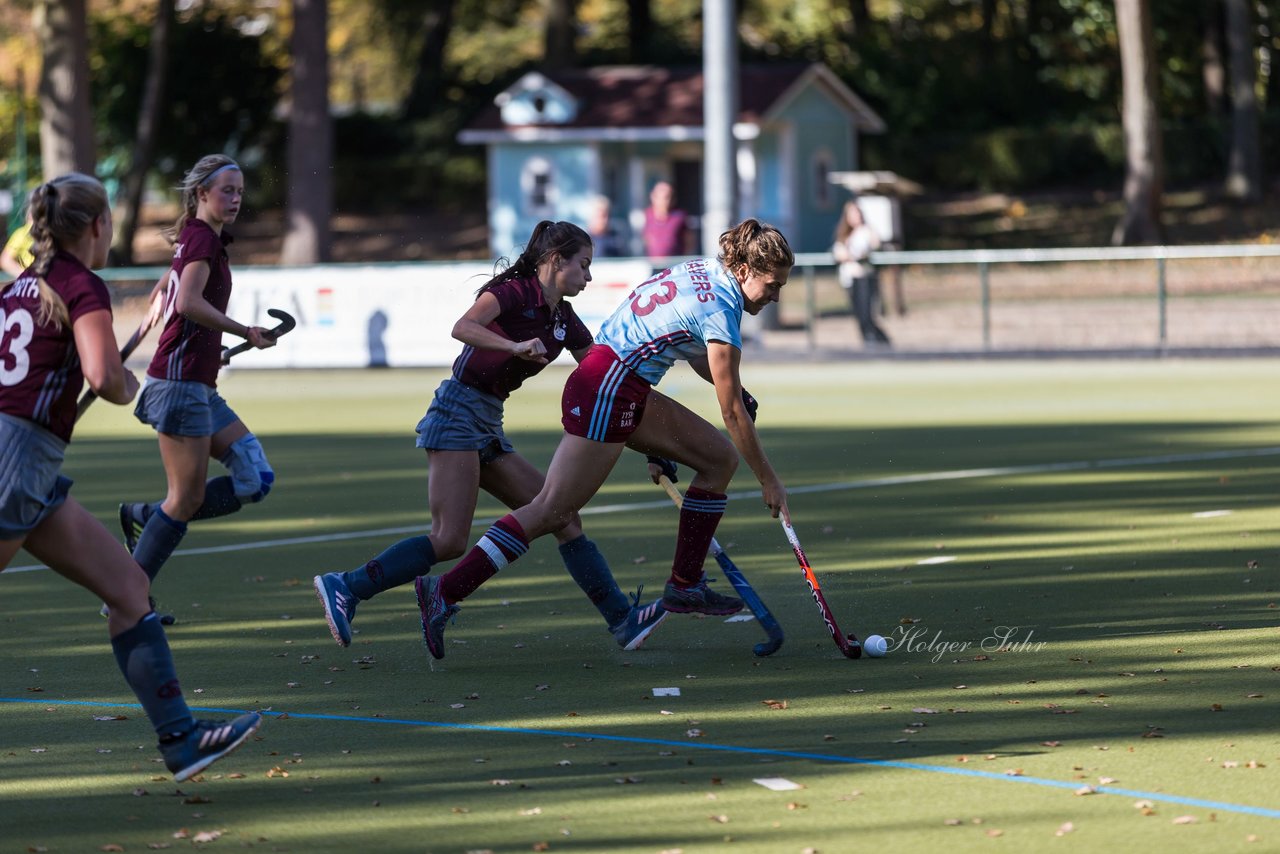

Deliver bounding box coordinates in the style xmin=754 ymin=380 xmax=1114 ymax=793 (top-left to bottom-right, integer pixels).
xmin=477 ymin=220 xmax=592 ymax=297
xmin=163 ymin=154 xmax=241 ymax=244
xmin=17 ymin=173 xmax=109 ymax=328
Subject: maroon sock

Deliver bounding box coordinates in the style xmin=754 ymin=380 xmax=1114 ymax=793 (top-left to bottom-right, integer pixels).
xmin=440 ymin=515 xmax=529 ymax=603
xmin=668 ymin=487 xmax=727 ymax=587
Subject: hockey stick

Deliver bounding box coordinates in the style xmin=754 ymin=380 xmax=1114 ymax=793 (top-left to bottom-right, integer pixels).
xmin=657 ymin=473 xmax=784 ymax=656
xmin=221 ymin=308 xmax=296 ymax=362
xmin=780 ymin=518 xmax=862 ymax=659
xmin=75 ymin=295 xmax=162 ymax=422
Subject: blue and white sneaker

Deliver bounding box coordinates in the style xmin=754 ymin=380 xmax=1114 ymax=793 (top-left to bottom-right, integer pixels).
xmin=414 ymin=575 xmax=459 ymax=660
xmin=313 ymin=572 xmax=358 ymax=647
xmin=611 ymin=595 xmax=668 ymax=651
xmin=161 ymin=713 xmax=262 ymax=782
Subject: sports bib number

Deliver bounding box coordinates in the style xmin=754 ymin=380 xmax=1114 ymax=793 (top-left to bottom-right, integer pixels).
xmin=629 ymin=275 xmax=677 ymax=317
xmin=0 ymin=306 xmax=35 ymax=386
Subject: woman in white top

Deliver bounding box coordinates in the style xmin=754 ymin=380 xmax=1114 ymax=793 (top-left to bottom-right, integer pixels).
xmin=833 ymin=199 xmax=890 ymax=347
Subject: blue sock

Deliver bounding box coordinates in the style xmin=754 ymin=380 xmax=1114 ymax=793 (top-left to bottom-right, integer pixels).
xmin=189 ymin=476 xmax=242 ymax=521
xmin=110 ymin=613 xmax=195 ymax=738
xmin=132 ymin=509 xmax=188 ymax=581
xmin=559 ymin=535 xmax=630 ymax=628
xmin=343 ymin=535 xmax=436 ymax=600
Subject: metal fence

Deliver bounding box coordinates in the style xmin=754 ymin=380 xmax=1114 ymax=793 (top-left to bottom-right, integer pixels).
xmin=778 ymin=244 xmax=1280 ymax=356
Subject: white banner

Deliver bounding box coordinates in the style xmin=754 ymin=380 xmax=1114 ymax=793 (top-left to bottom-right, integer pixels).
xmin=222 ymin=260 xmax=653 ymax=368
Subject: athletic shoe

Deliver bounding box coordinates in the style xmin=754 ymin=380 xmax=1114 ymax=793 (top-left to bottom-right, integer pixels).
xmin=99 ymin=596 xmax=176 ymax=626
xmin=611 ymin=595 xmax=668 ymax=650
xmin=313 ymin=572 xmax=358 ymax=647
xmin=161 ymin=712 xmax=262 ymax=782
xmin=414 ymin=575 xmax=459 ymax=660
xmin=119 ymin=502 xmax=147 ymax=553
xmin=661 ymin=579 xmax=744 ymax=616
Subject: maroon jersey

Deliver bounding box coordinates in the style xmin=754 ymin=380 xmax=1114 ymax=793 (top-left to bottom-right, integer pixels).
xmin=452 ymin=276 xmax=593 ymax=400
xmin=148 ymin=219 xmax=234 ymax=387
xmin=0 ymin=252 xmax=113 ymax=442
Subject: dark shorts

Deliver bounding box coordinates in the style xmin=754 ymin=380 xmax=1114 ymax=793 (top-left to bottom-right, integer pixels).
xmin=415 ymin=378 xmax=515 ymax=463
xmin=561 ymin=345 xmax=652 ymax=443
xmin=134 ymin=378 xmax=239 ymax=437
xmin=0 ymin=413 xmax=71 ymax=539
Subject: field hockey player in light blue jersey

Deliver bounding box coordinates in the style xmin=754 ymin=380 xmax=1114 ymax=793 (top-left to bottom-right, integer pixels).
xmin=0 ymin=173 xmax=260 ymax=781
xmin=114 ymin=155 xmax=278 ymax=621
xmin=414 ymin=218 xmax=794 ymax=659
xmin=313 ymin=220 xmax=668 ymax=652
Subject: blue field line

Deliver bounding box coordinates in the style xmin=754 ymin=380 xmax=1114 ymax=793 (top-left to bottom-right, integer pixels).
xmin=6 ymin=445 xmax=1279 ymax=575
xmin=4 ymin=697 xmax=1279 ymax=820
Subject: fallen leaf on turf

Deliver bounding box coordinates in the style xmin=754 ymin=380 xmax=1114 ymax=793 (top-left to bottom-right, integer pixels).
xmin=1041 ymin=741 xmax=1061 ymax=747
xmin=1247 ymin=693 xmax=1263 ymax=698
xmin=1075 ymin=786 xmax=1096 ymax=796
xmin=762 ymin=699 xmax=788 ymax=710
xmin=944 ymin=819 xmax=962 ymax=826
xmin=519 ymin=807 xmax=542 ymax=816
xmin=450 ymin=704 xmax=466 ymax=709
xmin=1211 ymin=703 xmax=1224 ymax=711
xmin=100 ymin=846 xmax=124 ymax=852
xmin=451 ymin=807 xmax=470 ymax=814
xmin=1173 ymin=816 xmax=1198 ymax=825
xmin=615 ymin=776 xmax=642 ymax=784
xmin=986 ymin=829 xmax=1004 ymax=837
xmin=1056 ymin=822 xmax=1075 ymax=836
xmin=709 ymin=815 xmax=729 ymax=824
xmin=93 ymin=715 xmax=127 ymax=721
xmin=266 ymin=767 xmax=289 ymax=778
xmin=1004 ymin=769 xmax=1023 ymax=776
xmin=686 ymin=729 xmax=702 ymax=738
xmin=533 ymin=843 xmax=550 ymax=852
xmin=490 ymin=779 xmax=513 ymax=786
xmin=912 ymin=707 xmax=938 ymax=714
xmin=786 ymin=802 xmax=807 ymax=810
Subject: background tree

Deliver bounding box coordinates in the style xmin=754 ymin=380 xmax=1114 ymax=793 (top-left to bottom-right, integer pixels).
xmin=1112 ymin=0 xmax=1165 ymax=245
xmin=400 ymin=0 xmax=456 ymax=120
xmin=36 ymin=0 xmax=95 ymax=177
xmin=110 ymin=0 xmax=173 ymax=265
xmin=1223 ymin=0 xmax=1261 ymax=200
xmin=544 ymin=0 xmax=578 ymax=68
xmin=281 ymin=0 xmax=333 ymax=265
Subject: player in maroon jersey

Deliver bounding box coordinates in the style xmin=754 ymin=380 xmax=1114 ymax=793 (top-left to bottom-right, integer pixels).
xmin=313 ymin=220 xmax=667 ymax=651
xmin=115 ymin=155 xmax=278 ymax=608
xmin=0 ymin=173 xmax=260 ymax=780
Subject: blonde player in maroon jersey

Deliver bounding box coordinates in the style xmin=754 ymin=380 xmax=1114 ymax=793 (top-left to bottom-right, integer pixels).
xmin=313 ymin=220 xmax=667 ymax=652
xmin=115 ymin=155 xmax=277 ymax=610
xmin=0 ymin=173 xmax=260 ymax=780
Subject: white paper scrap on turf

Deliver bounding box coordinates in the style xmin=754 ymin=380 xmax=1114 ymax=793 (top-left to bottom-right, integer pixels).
xmin=653 ymin=687 xmax=681 ymax=697
xmin=754 ymin=777 xmax=803 ymax=791
xmin=724 ymin=614 xmax=757 ymax=623
xmin=1192 ymin=510 xmax=1233 ymax=518
xmin=917 ymin=556 xmax=956 ymax=565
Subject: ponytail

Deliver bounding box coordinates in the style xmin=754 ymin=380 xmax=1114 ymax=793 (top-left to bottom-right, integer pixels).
xmin=164 ymin=154 xmax=240 ymax=244
xmin=18 ymin=174 xmax=108 ymax=328
xmin=476 ymin=220 xmax=592 ymax=297
xmin=718 ymin=218 xmax=794 ymax=276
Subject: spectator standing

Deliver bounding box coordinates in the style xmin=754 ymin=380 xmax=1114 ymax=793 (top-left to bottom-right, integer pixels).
xmin=642 ymin=181 xmax=690 ymax=258
xmin=587 ymin=194 xmax=624 ymax=257
xmin=833 ymin=199 xmax=891 ymax=348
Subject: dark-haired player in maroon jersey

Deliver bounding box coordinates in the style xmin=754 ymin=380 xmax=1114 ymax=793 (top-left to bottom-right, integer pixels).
xmin=313 ymin=220 xmax=667 ymax=651
xmin=116 ymin=155 xmax=277 ymax=607
xmin=0 ymin=172 xmax=260 ymax=780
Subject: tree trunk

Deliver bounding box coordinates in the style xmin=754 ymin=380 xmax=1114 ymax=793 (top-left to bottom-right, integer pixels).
xmin=1111 ymin=0 xmax=1164 ymax=246
xmin=36 ymin=0 xmax=96 ymax=178
xmin=1201 ymin=0 xmax=1226 ymax=115
xmin=401 ymin=0 xmax=455 ymax=120
xmin=544 ymin=0 xmax=578 ymax=69
xmin=112 ymin=0 xmax=174 ymax=265
xmin=626 ymin=0 xmax=652 ymax=62
xmin=280 ymin=0 xmax=333 ymax=265
xmin=846 ymin=0 xmax=869 ymax=35
xmin=1223 ymin=0 xmax=1261 ymax=201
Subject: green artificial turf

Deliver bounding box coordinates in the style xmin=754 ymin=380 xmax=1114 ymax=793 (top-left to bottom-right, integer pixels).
xmin=2 ymin=360 xmax=1277 ymax=853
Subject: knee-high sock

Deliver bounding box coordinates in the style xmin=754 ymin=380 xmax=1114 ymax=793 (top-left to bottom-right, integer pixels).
xmin=344 ymin=535 xmax=436 ymax=600
xmin=137 ymin=477 xmax=241 ymax=526
xmin=559 ymin=535 xmax=630 ymax=628
xmin=440 ymin=515 xmax=528 ymax=604
xmin=668 ymin=487 xmax=727 ymax=587
xmin=110 ymin=612 xmax=195 ymax=738
xmin=132 ymin=509 xmax=188 ymax=582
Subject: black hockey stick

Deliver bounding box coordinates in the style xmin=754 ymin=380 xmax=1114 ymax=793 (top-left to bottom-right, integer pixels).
xmin=221 ymin=308 xmax=296 ymax=362
xmin=780 ymin=518 xmax=861 ymax=659
xmin=657 ymin=473 xmax=785 ymax=656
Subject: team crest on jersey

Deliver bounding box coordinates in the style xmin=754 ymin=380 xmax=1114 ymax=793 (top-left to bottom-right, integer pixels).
xmin=553 ymin=321 xmax=566 ymax=341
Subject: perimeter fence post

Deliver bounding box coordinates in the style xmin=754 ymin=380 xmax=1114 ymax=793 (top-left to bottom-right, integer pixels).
xmin=979 ymin=261 xmax=991 ymax=351
xmin=1156 ymin=256 xmax=1167 ymax=350
xmin=805 ymin=264 xmax=816 ymax=353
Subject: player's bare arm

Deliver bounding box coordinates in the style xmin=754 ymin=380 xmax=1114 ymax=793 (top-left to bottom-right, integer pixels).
xmin=72 ymin=308 xmax=138 ymax=405
xmin=706 ymin=341 xmax=788 ymax=520
xmin=452 ymin=291 xmax=548 ymax=363
xmin=174 ymin=259 xmax=274 ymax=347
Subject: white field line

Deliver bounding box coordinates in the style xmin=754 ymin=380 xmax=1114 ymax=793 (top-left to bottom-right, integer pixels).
xmin=5 ymin=445 xmax=1278 ymax=575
